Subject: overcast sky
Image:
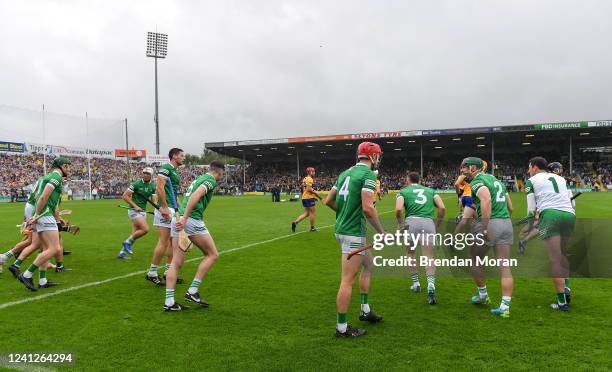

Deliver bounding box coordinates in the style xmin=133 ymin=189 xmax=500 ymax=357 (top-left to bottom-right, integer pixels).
xmin=0 ymin=0 xmax=610 ymax=154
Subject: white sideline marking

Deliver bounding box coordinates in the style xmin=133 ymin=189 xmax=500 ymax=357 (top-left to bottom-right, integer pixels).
xmin=0 ymin=211 xmax=392 ymax=310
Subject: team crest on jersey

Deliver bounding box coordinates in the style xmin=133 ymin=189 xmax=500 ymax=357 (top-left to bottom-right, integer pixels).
xmin=525 ymin=186 xmax=531 ymax=192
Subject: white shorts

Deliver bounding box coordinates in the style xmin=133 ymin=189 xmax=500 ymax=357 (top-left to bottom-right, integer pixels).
xmin=153 ymin=207 xmax=175 ymax=228
xmin=405 ymin=216 xmax=436 ymax=247
xmin=128 ymin=209 xmax=147 ymax=221
xmin=24 ymin=203 xmax=35 ymax=221
xmin=34 ymin=216 xmax=58 ymax=232
xmin=171 ymin=217 xmax=209 ymax=238
xmin=335 ymin=234 xmax=366 ymax=256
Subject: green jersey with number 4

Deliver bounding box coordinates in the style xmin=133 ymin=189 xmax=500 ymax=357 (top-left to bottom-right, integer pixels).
xmin=179 ymin=173 xmax=217 ymax=220
xmin=158 ymin=163 xmax=181 ymax=209
xmin=398 ymin=184 xmax=437 ymax=219
xmin=34 ymin=170 xmax=63 ymax=217
xmin=333 ymin=163 xmax=377 ymax=237
xmin=128 ymin=178 xmax=156 ymax=210
xmin=470 ymin=173 xmax=510 ymax=219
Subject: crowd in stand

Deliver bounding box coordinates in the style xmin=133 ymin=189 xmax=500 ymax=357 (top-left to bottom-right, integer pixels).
xmin=1 ymin=152 xmax=611 ymax=200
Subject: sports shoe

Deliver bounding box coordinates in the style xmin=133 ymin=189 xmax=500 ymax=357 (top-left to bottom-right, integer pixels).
xmin=518 ymin=240 xmax=527 ymax=254
xmin=8 ymin=264 xmax=21 ymax=279
xmin=184 ymin=292 xmax=209 ymax=307
xmin=164 ymin=302 xmax=188 ymax=312
xmin=550 ymin=302 xmax=569 ymax=312
xmin=39 ymin=280 xmax=59 ymax=289
xmin=145 ymin=274 xmax=164 ymax=286
xmin=117 ymin=252 xmax=130 ymax=260
xmin=63 ymin=250 xmax=72 ymax=256
xmin=471 ymin=294 xmax=491 ymax=305
xmin=410 ymin=283 xmax=421 ymax=293
xmin=55 ymin=266 xmax=72 ymax=273
xmin=565 ymin=287 xmax=571 ymax=304
xmin=490 ymin=307 xmax=510 ymax=318
xmin=427 ymin=288 xmax=437 ymax=305
xmin=359 ymin=311 xmax=382 ymax=323
xmin=310 ymin=226 xmax=317 ymax=232
xmin=122 ymin=242 xmax=133 ymax=255
xmin=335 ymin=325 xmax=366 ymax=338
xmin=18 ymin=273 xmax=38 ymax=291
xmin=291 ymin=222 xmax=297 ymax=233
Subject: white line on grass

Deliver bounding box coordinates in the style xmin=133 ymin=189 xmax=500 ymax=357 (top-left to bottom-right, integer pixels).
xmin=0 ymin=211 xmax=392 ymax=310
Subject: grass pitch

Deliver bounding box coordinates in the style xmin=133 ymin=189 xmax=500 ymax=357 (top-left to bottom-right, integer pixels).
xmin=0 ymin=193 xmax=611 ymax=371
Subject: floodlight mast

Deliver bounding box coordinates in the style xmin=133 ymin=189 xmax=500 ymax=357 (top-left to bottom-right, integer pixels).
xmin=146 ymin=32 xmax=168 ymax=155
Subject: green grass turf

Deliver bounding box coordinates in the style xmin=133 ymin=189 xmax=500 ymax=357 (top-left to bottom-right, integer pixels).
xmin=0 ymin=193 xmax=611 ymax=371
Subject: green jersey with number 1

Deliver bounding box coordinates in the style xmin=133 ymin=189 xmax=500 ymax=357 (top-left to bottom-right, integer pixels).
xmin=398 ymin=184 xmax=437 ymax=219
xmin=333 ymin=163 xmax=377 ymax=237
xmin=470 ymin=173 xmax=510 ymax=219
xmin=179 ymin=173 xmax=217 ymax=220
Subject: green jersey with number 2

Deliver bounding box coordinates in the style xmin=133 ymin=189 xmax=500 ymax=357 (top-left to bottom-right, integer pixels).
xmin=179 ymin=173 xmax=217 ymax=220
xmin=333 ymin=163 xmax=377 ymax=237
xmin=470 ymin=173 xmax=510 ymax=219
xmin=398 ymin=184 xmax=437 ymax=219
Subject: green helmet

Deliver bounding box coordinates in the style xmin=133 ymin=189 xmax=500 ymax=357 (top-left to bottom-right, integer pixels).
xmin=461 ymin=157 xmax=483 ymax=169
xmin=52 ymin=157 xmax=72 ymax=168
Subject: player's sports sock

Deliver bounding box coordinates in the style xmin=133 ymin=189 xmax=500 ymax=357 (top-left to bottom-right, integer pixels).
xmin=426 ymin=275 xmax=435 ymax=290
xmin=39 ymin=270 xmax=47 ymax=286
xmin=360 ymin=293 xmax=370 ymax=313
xmin=23 ymin=264 xmax=38 ymax=279
xmin=478 ymin=286 xmax=488 ymax=299
xmin=124 ymin=237 xmax=135 ymax=244
xmin=564 ymin=278 xmax=570 ymax=290
xmin=14 ymin=259 xmax=23 ymax=268
xmin=56 ymin=262 xmax=63 ymax=270
xmin=499 ymin=296 xmax=511 ymax=311
xmin=165 ymin=289 xmax=175 ymax=307
xmin=556 ymin=292 xmax=567 ymax=305
xmin=1 ymin=251 xmax=15 ymax=260
xmin=336 ymin=313 xmax=347 ymax=333
xmin=188 ymin=279 xmax=201 ymax=295
xmin=163 ymin=263 xmax=170 ymax=275
xmin=411 ymin=273 xmax=420 ymax=285
xmin=148 ymin=264 xmax=159 ymax=277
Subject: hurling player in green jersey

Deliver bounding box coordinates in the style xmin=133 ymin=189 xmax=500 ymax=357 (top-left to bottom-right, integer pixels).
xmin=146 ymin=148 xmax=185 ymax=286
xmin=163 ymin=161 xmax=225 ymax=311
xmin=117 ymin=167 xmax=158 ymax=259
xmin=455 ymin=157 xmax=514 ymax=318
xmin=0 ymin=178 xmax=43 ymax=270
xmin=324 ymin=142 xmax=386 ymax=338
xmin=18 ymin=157 xmax=71 ymax=291
xmin=395 ymin=172 xmax=446 ymax=304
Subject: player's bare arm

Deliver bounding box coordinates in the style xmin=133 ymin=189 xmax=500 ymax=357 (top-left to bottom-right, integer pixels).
xmin=454 ymin=204 xmax=475 ymax=234
xmin=362 ymin=190 xmax=385 ymax=234
xmin=395 ymin=195 xmax=405 ymax=229
xmin=156 ymin=175 xmax=170 ymax=219
xmin=434 ymin=194 xmax=446 ymax=228
xmin=476 ymin=186 xmax=492 ymax=232
xmin=177 ymin=185 xmax=207 ymax=230
xmin=122 ymin=189 xmax=142 ymax=212
xmin=324 ymin=188 xmax=337 ymax=211
xmin=505 ymin=194 xmax=513 ymax=215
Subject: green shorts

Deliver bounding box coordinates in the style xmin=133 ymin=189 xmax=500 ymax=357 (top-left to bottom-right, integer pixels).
xmin=539 ymin=209 xmax=576 ymax=239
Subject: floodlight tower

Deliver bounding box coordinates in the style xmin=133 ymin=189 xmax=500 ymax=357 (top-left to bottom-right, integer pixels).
xmin=146 ymin=31 xmax=168 ymax=155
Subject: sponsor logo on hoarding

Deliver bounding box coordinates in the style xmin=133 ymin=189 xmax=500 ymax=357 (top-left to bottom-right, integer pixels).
xmin=535 ymin=122 xmax=588 ymax=130
xmin=0 ymin=141 xmax=25 ymax=152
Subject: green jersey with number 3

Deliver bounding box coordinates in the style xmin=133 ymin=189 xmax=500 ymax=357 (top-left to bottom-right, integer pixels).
xmin=470 ymin=173 xmax=510 ymax=219
xmin=158 ymin=163 xmax=180 ymax=209
xmin=179 ymin=173 xmax=217 ymax=220
xmin=333 ymin=163 xmax=377 ymax=237
xmin=34 ymin=170 xmax=63 ymax=217
xmin=128 ymin=178 xmax=156 ymax=210
xmin=398 ymin=184 xmax=437 ymax=219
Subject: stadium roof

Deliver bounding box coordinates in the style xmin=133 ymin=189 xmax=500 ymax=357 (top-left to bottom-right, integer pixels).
xmin=205 ymin=120 xmax=612 ymax=163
